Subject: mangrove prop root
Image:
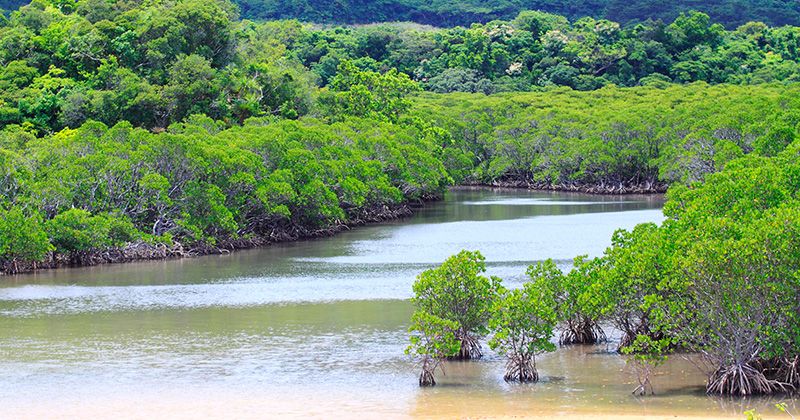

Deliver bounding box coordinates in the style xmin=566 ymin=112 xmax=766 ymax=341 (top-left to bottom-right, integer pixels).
xmin=504 ymin=355 xmax=539 ymax=383
xmin=774 ymin=356 xmax=800 ymax=388
xmin=560 ymin=318 xmax=607 ymax=345
xmin=419 ymin=370 xmax=436 ymax=387
xmin=419 ymin=356 xmax=438 ymax=387
xmin=707 ymin=362 xmax=790 ymax=396
xmin=452 ymin=334 xmax=483 ymax=360
xmin=466 ymin=178 xmax=668 ymax=195
xmin=630 ymin=359 xmax=655 ymax=396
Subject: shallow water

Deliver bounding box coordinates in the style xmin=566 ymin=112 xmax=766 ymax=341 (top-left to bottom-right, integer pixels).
xmin=0 ymin=189 xmax=794 ymax=418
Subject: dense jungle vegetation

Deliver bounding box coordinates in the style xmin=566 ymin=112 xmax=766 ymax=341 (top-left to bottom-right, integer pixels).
xmin=413 ymin=84 xmax=800 ymax=190
xmin=409 ymin=141 xmax=800 ymax=395
xmin=5 ymin=1 xmax=800 ymax=135
xmin=1 ymin=0 xmax=800 ymax=399
xmin=1 ymin=0 xmax=798 ymax=274
xmin=272 ymin=12 xmax=800 ymax=93
xmin=235 ymin=0 xmax=800 ymax=28
xmin=5 ymin=0 xmax=793 ymax=28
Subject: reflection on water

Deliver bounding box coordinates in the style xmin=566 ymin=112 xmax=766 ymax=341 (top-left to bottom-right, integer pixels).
xmin=0 ymin=189 xmax=794 ymax=418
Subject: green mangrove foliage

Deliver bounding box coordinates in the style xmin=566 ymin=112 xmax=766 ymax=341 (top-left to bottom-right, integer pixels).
xmin=488 ymin=281 xmax=558 ymax=382
xmin=413 ymin=84 xmax=800 ymax=191
xmin=405 ymin=311 xmax=460 ymax=387
xmin=231 ymin=0 xmax=800 ymax=28
xmin=408 ymin=250 xmax=557 ymax=385
xmin=556 ymin=141 xmax=800 ymax=396
xmin=3 ymin=79 xmax=798 ymax=272
xmin=0 ymin=115 xmax=450 ymax=273
xmin=0 ymin=206 xmax=51 ymax=272
xmin=410 ymin=250 xmax=501 ymax=362
xmin=656 ymin=148 xmax=800 ymax=396
xmin=527 ymin=258 xmax=606 ymax=345
xmin=320 ymin=61 xmax=420 ymax=123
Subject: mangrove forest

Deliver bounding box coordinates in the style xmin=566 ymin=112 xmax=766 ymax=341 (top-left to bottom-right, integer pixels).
xmin=0 ymin=0 xmax=799 ymax=414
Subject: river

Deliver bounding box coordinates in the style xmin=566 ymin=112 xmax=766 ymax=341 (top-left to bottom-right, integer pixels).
xmin=0 ymin=188 xmax=794 ymax=418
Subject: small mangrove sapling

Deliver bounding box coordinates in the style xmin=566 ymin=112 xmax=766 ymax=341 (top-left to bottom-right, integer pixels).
xmin=488 ymin=282 xmax=557 ymax=382
xmin=527 ymin=257 xmax=606 ymax=345
xmin=406 ymin=311 xmax=461 ymax=387
xmin=411 ymin=250 xmax=501 ymax=359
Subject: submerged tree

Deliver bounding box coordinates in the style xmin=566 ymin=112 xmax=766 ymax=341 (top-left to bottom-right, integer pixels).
xmin=406 ymin=311 xmax=460 ymax=387
xmin=527 ymin=258 xmax=606 ymax=345
xmin=663 ymin=204 xmax=800 ymax=395
xmin=488 ymin=282 xmax=557 ymax=382
xmin=411 ymin=250 xmax=501 ymax=359
xmin=590 ymin=223 xmax=670 ymax=351
xmin=624 ymin=336 xmax=669 ymax=396
xmin=568 ymin=150 xmax=800 ymax=397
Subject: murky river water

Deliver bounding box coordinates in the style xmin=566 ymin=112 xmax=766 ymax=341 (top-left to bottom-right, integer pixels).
xmin=0 ymin=189 xmax=795 ymax=418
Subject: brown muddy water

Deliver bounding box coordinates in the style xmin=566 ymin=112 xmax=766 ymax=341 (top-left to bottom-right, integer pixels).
xmin=0 ymin=189 xmax=795 ymax=419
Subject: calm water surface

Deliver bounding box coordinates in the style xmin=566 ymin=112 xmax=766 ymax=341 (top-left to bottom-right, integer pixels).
xmin=0 ymin=189 xmax=794 ymax=418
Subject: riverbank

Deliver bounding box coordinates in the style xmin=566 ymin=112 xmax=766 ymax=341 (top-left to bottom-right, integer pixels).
xmin=462 ymin=177 xmax=668 ymax=194
xmin=0 ymin=203 xmax=416 ymax=276
xmin=0 ymin=185 xmax=666 ymax=277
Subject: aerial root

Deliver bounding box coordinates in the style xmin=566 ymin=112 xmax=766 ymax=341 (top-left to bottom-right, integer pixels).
xmin=450 ymin=334 xmax=483 ymax=360
xmin=707 ymin=362 xmax=790 ymax=396
xmin=418 ymin=356 xmax=438 ymax=387
xmin=418 ymin=369 xmax=436 ymax=387
xmin=560 ymin=318 xmax=607 ymax=345
xmin=504 ymin=355 xmax=539 ymax=383
xmin=776 ymin=356 xmax=800 ymax=388
xmin=630 ymin=358 xmax=656 ymax=396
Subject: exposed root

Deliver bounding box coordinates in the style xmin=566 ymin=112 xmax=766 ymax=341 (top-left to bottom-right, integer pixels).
xmin=560 ymin=317 xmax=607 ymax=345
xmin=629 ymin=358 xmax=656 ymax=396
xmin=419 ymin=355 xmax=437 ymax=387
xmin=616 ymin=319 xmax=665 ymax=353
xmin=450 ymin=333 xmax=483 ymax=360
xmin=707 ymin=362 xmax=790 ymax=396
xmin=775 ymin=356 xmax=800 ymax=388
xmin=419 ymin=370 xmax=436 ymax=386
xmin=504 ymin=354 xmax=539 ymax=383
xmin=463 ymin=175 xmax=667 ymax=195
xmin=757 ymin=356 xmax=800 ymax=390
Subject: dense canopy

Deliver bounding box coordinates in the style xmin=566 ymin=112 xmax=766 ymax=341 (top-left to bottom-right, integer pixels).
xmin=3 ymin=0 xmax=800 ymax=400
xmin=216 ymin=0 xmax=797 ymax=29
xmin=3 ymin=1 xmax=800 ymax=135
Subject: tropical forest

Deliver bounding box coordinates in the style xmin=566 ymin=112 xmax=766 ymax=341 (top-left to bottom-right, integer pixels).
xmin=0 ymin=0 xmax=798 ymax=418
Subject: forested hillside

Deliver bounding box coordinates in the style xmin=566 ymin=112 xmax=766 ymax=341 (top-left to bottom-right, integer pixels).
xmin=3 ymin=1 xmax=800 ymax=135
xmin=282 ymin=14 xmax=800 ymax=93
xmin=4 ymin=0 xmax=800 ymax=28
xmin=1 ymin=0 xmax=799 ymax=280
xmin=234 ymin=0 xmax=800 ymax=28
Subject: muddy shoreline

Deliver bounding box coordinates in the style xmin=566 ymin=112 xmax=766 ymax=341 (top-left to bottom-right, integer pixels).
xmin=0 ymin=203 xmax=415 ymax=276
xmin=462 ymin=177 xmax=668 ymax=194
xmin=1 ymin=183 xmax=666 ymax=276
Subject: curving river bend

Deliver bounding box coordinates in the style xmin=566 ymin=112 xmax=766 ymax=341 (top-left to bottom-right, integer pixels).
xmin=0 ymin=188 xmax=795 ymax=418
